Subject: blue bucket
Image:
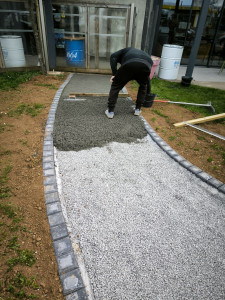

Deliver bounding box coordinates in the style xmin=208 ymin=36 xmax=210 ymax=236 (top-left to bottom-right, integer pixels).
xmin=65 ymin=37 xmax=85 ymax=67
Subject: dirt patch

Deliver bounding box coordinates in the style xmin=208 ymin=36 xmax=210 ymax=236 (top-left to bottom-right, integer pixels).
xmin=126 ymin=82 xmax=225 ymax=184
xmin=0 ymin=74 xmax=66 ymax=299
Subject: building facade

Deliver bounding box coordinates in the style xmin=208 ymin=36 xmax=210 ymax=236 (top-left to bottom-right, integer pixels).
xmin=0 ymin=0 xmax=224 ymax=72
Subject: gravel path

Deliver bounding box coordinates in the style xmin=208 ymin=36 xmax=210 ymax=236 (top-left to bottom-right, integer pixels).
xmin=54 ymin=73 xmax=225 ymax=300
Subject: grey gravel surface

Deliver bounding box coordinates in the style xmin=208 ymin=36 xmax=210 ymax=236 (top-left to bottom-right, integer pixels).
xmin=53 ymin=97 xmax=147 ymax=151
xmin=53 ymin=73 xmax=225 ymax=299
xmin=56 ymin=136 xmax=225 ymax=300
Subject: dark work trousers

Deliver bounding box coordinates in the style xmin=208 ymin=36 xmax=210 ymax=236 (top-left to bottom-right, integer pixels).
xmin=108 ymin=62 xmax=150 ymax=112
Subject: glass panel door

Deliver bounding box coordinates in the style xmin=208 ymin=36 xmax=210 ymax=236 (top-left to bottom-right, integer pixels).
xmin=89 ymin=7 xmax=128 ymax=70
xmin=52 ymin=3 xmax=87 ymax=68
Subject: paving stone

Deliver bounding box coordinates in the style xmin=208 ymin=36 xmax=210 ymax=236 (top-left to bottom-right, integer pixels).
xmin=44 ymin=184 xmax=57 ymax=194
xmin=43 ymin=145 xmax=53 ymax=151
xmin=48 ymin=212 xmax=65 ymax=227
xmin=66 ymin=288 xmax=88 ymax=300
xmin=167 ymin=150 xmax=178 ymax=158
xmin=161 ymin=145 xmax=173 ymax=152
xmin=173 ymin=155 xmax=185 ymax=163
xmin=53 ymin=236 xmax=73 ymax=257
xmin=45 ymin=192 xmax=59 ymax=204
xmin=44 ymin=133 xmax=53 ymax=140
xmin=197 ymin=171 xmax=212 ymax=182
xmin=153 ymin=136 xmax=163 ymax=142
xmin=180 ymin=160 xmax=193 ymax=169
xmin=44 ymin=136 xmax=53 ymax=142
xmin=43 ymin=168 xmax=55 ymax=176
xmin=46 ymin=202 xmax=62 ymax=215
xmin=44 ymin=175 xmax=56 ymax=186
xmin=44 ymin=140 xmax=53 ymax=146
xmin=208 ymin=178 xmax=224 ymax=189
xmin=43 ymin=148 xmax=54 ymax=156
xmin=156 ymin=140 xmax=167 ymax=147
xmin=56 ymin=252 xmax=78 ymax=274
xmin=45 ymin=128 xmax=53 ymax=135
xmin=189 ymin=165 xmax=202 ymax=174
xmin=218 ymin=184 xmax=225 ymax=194
xmin=60 ymin=269 xmax=84 ymax=295
xmin=43 ymin=155 xmax=54 ymax=163
xmin=150 ymin=132 xmax=159 ymax=138
xmin=51 ymin=223 xmax=68 ymax=241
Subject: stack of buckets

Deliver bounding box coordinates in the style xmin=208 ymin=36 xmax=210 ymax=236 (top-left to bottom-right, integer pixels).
xmin=158 ymin=44 xmax=184 ymax=80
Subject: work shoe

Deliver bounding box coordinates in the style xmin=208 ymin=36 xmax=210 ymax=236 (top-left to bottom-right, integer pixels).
xmin=134 ymin=109 xmax=141 ymax=116
xmin=105 ymin=109 xmax=114 ymax=119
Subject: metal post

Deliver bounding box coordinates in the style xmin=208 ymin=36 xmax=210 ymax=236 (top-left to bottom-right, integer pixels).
xmin=38 ymin=0 xmax=49 ymax=72
xmin=141 ymin=0 xmax=151 ymax=51
xmin=181 ymin=0 xmax=210 ymax=86
xmin=43 ymin=0 xmax=56 ymax=69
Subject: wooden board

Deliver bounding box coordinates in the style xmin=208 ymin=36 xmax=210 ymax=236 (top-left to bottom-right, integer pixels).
xmin=69 ymin=93 xmax=129 ymax=98
xmin=174 ymin=113 xmax=225 ymax=127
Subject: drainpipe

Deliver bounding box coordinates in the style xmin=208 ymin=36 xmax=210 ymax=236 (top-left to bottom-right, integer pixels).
xmin=181 ymin=0 xmax=210 ymax=86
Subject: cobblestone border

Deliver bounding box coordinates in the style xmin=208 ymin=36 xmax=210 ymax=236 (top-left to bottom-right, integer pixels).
xmin=122 ymin=87 xmax=224 ymax=195
xmin=136 ymin=105 xmax=225 ymax=195
xmin=44 ymin=78 xmax=224 ymax=299
xmin=43 ymin=73 xmax=88 ymax=300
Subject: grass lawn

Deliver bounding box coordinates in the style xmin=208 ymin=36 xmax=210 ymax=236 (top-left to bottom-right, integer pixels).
xmin=132 ymin=78 xmax=225 ymax=116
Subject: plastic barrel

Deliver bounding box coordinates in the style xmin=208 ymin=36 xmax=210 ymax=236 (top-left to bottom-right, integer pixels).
xmin=0 ymin=35 xmax=26 ymax=68
xmin=158 ymin=44 xmax=183 ymax=80
xmin=65 ymin=37 xmax=85 ymax=67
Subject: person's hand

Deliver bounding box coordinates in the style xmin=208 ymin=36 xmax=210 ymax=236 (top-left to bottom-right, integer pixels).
xmin=110 ymin=76 xmax=115 ymax=84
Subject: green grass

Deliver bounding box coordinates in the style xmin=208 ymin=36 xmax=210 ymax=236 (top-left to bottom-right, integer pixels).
xmin=152 ymin=109 xmax=168 ymax=118
xmin=131 ymin=79 xmax=225 ymax=115
xmin=151 ymin=78 xmax=225 ymax=115
xmin=0 ymin=71 xmax=40 ymax=91
xmin=0 ymin=164 xmax=12 ymax=199
xmin=8 ymin=103 xmax=44 ymax=118
xmin=207 ymin=157 xmax=214 ymax=162
xmin=34 ymin=83 xmax=58 ymax=90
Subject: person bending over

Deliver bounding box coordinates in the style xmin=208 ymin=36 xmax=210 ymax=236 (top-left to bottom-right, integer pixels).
xmin=105 ymin=47 xmax=153 ymax=119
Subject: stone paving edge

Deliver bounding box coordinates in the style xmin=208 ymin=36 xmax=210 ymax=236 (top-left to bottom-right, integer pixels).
xmin=42 ymin=73 xmax=88 ymax=300
xmin=43 ymin=77 xmax=225 ymax=299
xmin=137 ymin=108 xmax=225 ymax=194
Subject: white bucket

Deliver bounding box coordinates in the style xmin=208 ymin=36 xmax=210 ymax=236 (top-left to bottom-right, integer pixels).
xmin=158 ymin=44 xmax=183 ymax=80
xmin=0 ymin=35 xmax=26 ymax=68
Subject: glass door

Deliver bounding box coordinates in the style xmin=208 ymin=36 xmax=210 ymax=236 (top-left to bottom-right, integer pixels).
xmin=51 ymin=2 xmax=133 ymax=71
xmin=52 ymin=3 xmax=87 ymax=68
xmin=88 ymin=6 xmax=129 ymax=70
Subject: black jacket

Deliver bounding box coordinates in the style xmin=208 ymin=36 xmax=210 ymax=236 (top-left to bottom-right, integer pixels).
xmin=110 ymin=47 xmax=153 ymax=76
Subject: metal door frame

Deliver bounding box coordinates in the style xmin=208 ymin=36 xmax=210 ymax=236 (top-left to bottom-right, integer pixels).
xmin=49 ymin=2 xmax=135 ymax=72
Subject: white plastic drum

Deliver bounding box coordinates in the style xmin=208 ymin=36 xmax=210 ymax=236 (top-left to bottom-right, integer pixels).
xmin=158 ymin=44 xmax=184 ymax=80
xmin=0 ymin=36 xmax=26 ymax=68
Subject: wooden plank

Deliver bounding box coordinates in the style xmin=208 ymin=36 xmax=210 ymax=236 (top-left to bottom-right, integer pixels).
xmin=174 ymin=113 xmax=225 ymax=127
xmin=69 ymin=92 xmax=129 ymax=97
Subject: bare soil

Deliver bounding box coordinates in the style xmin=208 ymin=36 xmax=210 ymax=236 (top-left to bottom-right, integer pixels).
xmin=0 ymin=74 xmax=66 ymax=299
xmin=126 ymin=82 xmax=225 ymax=184
xmin=0 ymin=74 xmax=224 ymax=299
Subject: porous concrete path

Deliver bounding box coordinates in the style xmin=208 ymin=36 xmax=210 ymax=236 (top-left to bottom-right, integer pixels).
xmin=50 ymin=73 xmax=225 ymax=300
